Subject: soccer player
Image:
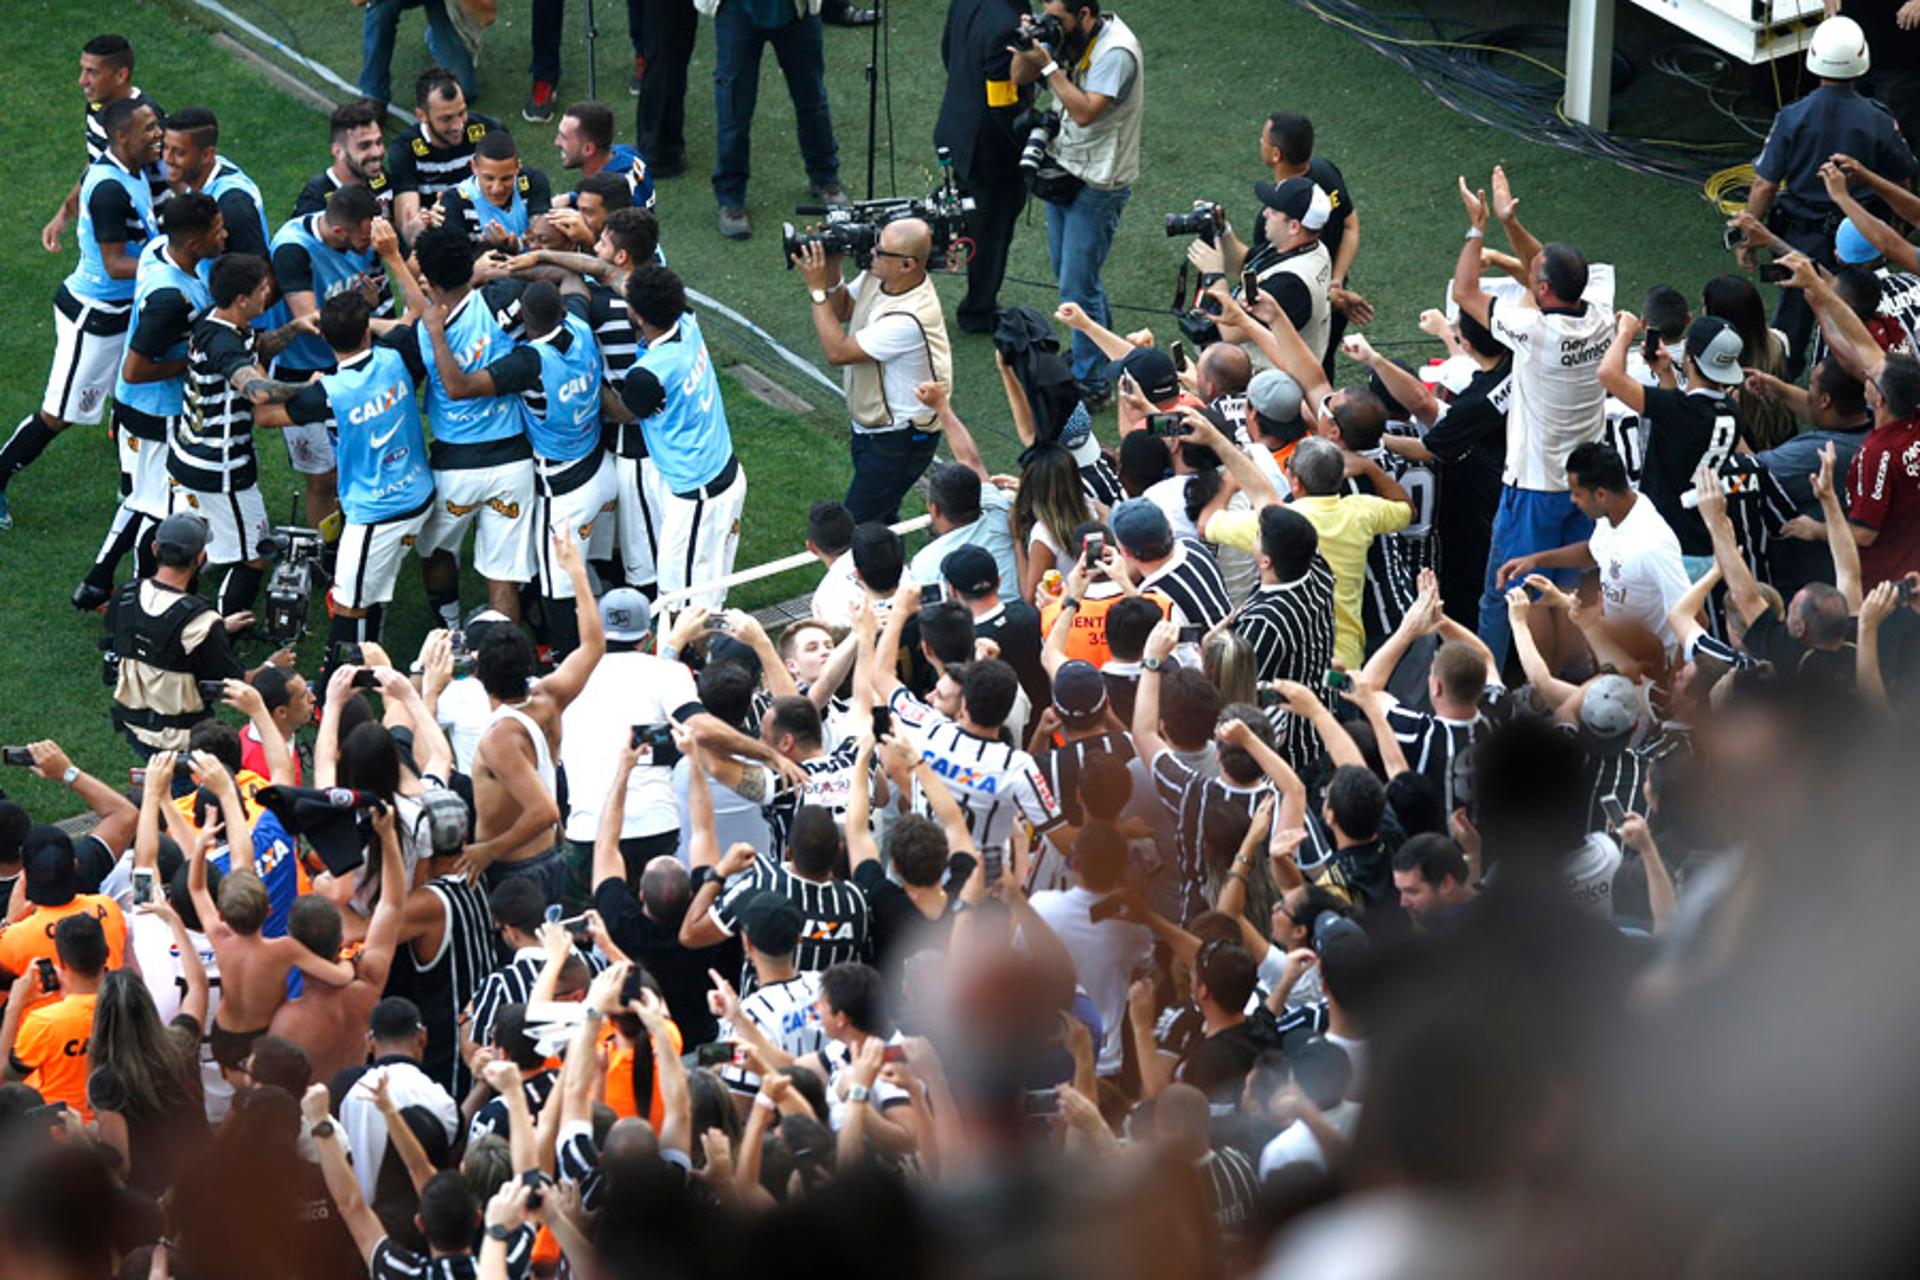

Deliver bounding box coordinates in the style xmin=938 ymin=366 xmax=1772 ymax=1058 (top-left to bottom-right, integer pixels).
xmin=620 ymin=265 xmax=746 ymax=609
xmin=408 ymin=224 xmax=536 ymax=627
xmin=552 ymin=100 xmax=655 ymax=211
xmin=161 ymin=108 xmax=275 ymax=262
xmin=293 ymin=99 xmax=395 ymax=220
xmin=437 ymin=130 xmax=553 ymax=250
xmin=0 ymin=96 xmax=161 ymax=532
xmin=77 ymin=194 xmax=228 ymax=609
xmin=176 ymin=254 xmax=319 ymax=617
xmin=269 ymin=184 xmax=387 ymax=526
xmin=41 ymin=33 xmax=167 ymax=254
xmin=423 ymin=281 xmax=613 ymax=656
xmin=280 ymin=231 xmax=436 ymax=652
xmin=387 ymin=66 xmax=502 ymax=241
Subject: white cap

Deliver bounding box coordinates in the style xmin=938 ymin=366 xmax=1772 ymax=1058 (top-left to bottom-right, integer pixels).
xmin=1808 ymin=16 xmax=1870 ymax=79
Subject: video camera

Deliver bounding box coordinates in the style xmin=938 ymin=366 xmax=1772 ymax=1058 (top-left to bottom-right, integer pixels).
xmin=781 ymin=149 xmax=976 ymax=272
xmin=257 ymin=525 xmax=327 ymax=644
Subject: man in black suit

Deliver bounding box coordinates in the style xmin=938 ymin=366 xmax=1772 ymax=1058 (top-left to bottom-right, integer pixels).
xmin=935 ymin=0 xmax=1031 ymax=334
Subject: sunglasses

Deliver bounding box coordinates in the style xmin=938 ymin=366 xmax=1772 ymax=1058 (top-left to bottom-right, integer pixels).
xmin=870 ymin=248 xmax=917 ymax=263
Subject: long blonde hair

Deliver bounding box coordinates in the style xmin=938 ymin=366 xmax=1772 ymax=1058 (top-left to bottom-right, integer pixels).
xmin=90 ymin=970 xmax=199 ymax=1120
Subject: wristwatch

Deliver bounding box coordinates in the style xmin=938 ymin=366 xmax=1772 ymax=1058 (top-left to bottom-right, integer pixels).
xmin=846 ymin=1084 xmax=872 ymax=1104
xmin=485 ymin=1224 xmax=515 ymax=1243
xmin=1062 ymin=598 xmax=1082 ymax=612
xmin=310 ymin=1119 xmax=335 ymax=1140
xmin=690 ymin=865 xmax=717 ymax=894
xmin=60 ymin=766 xmax=80 ymax=786
xmin=810 ymin=287 xmax=830 ymax=305
xmin=1142 ymin=656 xmax=1164 ymax=673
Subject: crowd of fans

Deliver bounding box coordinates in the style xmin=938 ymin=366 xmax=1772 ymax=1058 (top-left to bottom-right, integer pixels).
xmin=13 ymin=7 xmax=1920 ymax=1279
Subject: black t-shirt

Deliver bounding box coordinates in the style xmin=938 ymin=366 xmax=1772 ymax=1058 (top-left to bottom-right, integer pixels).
xmin=86 ymin=177 xmax=140 ymax=249
xmin=215 ymin=189 xmax=271 ymax=259
xmin=975 ymin=600 xmax=1049 ymax=711
xmin=1245 ymin=241 xmax=1317 ymax=333
xmin=1743 ymin=609 xmax=1856 ymax=685
xmin=129 ymin=287 xmax=195 ymax=362
xmin=1423 ymin=360 xmax=1510 ymax=509
xmin=1641 ymin=387 xmax=1744 ymax=556
xmin=851 ymin=854 xmax=973 ymax=977
xmin=293 ymin=169 xmax=397 ymax=219
xmin=593 ymin=877 xmax=730 ymax=1046
xmin=1176 ymin=1013 xmax=1282 ymax=1106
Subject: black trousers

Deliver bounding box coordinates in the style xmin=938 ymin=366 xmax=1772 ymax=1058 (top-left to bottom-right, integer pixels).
xmin=956 ymin=167 xmax=1026 ymax=331
xmin=1770 ymin=219 xmax=1831 ymax=380
xmin=637 ymin=0 xmax=699 ymax=168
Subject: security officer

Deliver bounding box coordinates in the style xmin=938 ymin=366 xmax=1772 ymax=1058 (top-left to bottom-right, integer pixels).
xmin=935 ymin=0 xmax=1033 ymax=334
xmin=106 ymin=511 xmax=247 ymax=759
xmin=1737 ymin=14 xmax=1916 ymax=374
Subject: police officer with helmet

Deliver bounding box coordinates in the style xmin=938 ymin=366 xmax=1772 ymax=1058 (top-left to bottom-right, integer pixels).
xmin=106 ymin=511 xmax=249 ymax=759
xmin=1735 ymin=14 xmax=1916 ymax=373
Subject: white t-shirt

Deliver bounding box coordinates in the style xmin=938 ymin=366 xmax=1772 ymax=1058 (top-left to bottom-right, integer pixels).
xmin=1258 ymin=1099 xmax=1361 ymax=1176
xmin=560 ymin=651 xmax=701 ymax=842
xmin=1586 ymin=494 xmax=1691 ymax=655
xmin=810 ymin=551 xmax=865 ymax=627
xmin=1145 ymin=475 xmax=1202 ymax=543
xmin=1027 ymin=885 xmax=1152 ymax=1075
xmin=1564 ymin=832 xmax=1624 ymax=917
xmin=1488 ymin=296 xmax=1612 ymax=491
xmin=848 ymin=276 xmax=935 ymax=432
xmin=436 ymin=677 xmax=495 ymax=775
xmin=130 ymin=914 xmax=230 ymax=1124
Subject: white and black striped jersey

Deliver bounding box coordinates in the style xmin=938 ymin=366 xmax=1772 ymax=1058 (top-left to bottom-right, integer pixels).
xmin=1343 ymin=445 xmax=1430 ymax=646
xmin=468 ymin=1067 xmax=557 ymax=1147
xmin=583 ymin=277 xmax=639 ymax=388
xmin=1710 ymin=453 xmax=1800 ymax=586
xmin=1081 ymin=452 xmax=1123 ymax=509
xmin=1152 ymin=750 xmax=1274 ymax=923
xmin=386 ymin=114 xmax=502 ymax=209
xmin=292 ymin=167 xmax=396 ymax=220
xmin=371 ymin=1228 xmax=533 ymax=1280
xmin=1383 ymin=684 xmax=1502 ymax=817
xmin=710 ymin=855 xmax=869 ymax=993
xmin=1584 ymin=722 xmax=1691 ymax=834
xmin=87 ymin=88 xmax=170 ymax=201
xmin=1201 ymin=1146 xmax=1262 ymax=1236
xmin=465 ymin=944 xmax=609 ymax=1048
xmin=1036 ymin=731 xmax=1137 ymax=827
xmin=1138 ymin=539 xmax=1234 ymax=630
xmin=390 ymin=877 xmax=499 ymax=1099
xmin=175 ymin=316 xmax=260 ymax=492
xmin=764 ymin=740 xmax=869 ymax=855
xmin=887 ymin=687 xmax=1064 ymax=853
xmin=1233 ymin=557 xmax=1337 ymax=769
xmin=717 ymin=971 xmax=827 ymax=1095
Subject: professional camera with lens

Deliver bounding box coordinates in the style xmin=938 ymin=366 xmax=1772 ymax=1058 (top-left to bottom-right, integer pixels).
xmin=1015 ymin=107 xmax=1063 ymax=175
xmin=1010 ymin=12 xmax=1065 ymax=51
xmin=781 ymin=150 xmax=976 ymax=272
xmin=1166 ymin=202 xmax=1225 ymax=245
xmin=256 ymin=525 xmax=327 ymax=643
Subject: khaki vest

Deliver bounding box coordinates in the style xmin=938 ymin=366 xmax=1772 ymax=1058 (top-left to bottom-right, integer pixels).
xmin=1249 ymin=240 xmax=1332 ymax=369
xmin=845 ymin=273 xmax=952 ymax=430
xmin=1053 ymin=14 xmax=1144 ymax=191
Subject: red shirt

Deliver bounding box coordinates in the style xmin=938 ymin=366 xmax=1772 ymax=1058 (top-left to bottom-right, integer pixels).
xmin=1846 ymin=416 xmax=1920 ymax=587
xmin=239 ymin=724 xmax=300 ymax=786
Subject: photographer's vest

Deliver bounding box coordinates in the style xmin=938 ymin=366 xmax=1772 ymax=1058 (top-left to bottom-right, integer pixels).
xmin=845 ymin=275 xmax=952 ymax=431
xmin=1053 ymin=15 xmax=1144 ymax=191
xmin=1250 ymin=239 xmax=1332 ymax=367
xmin=108 ymin=579 xmax=219 ymax=750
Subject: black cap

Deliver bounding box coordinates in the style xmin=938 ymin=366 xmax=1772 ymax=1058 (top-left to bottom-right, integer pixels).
xmin=740 ymin=892 xmax=802 ymax=957
xmin=23 ymin=827 xmax=77 ymax=907
xmin=370 ymin=997 xmax=425 ymax=1041
xmin=1107 ymin=346 xmax=1179 ymax=404
xmin=941 ymin=545 xmax=1000 ymax=599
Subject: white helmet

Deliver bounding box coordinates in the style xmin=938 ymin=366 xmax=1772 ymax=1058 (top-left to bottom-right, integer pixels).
xmin=1807 ymin=15 xmax=1870 ymax=80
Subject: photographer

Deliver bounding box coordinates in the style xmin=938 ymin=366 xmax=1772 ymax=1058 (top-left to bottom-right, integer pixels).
xmin=935 ymin=0 xmax=1034 ymax=333
xmin=1009 ymin=0 xmax=1145 ymax=407
xmin=795 ymin=220 xmax=955 ymax=525
xmin=107 ymin=512 xmax=250 ymax=759
xmin=1200 ymin=178 xmax=1334 ymax=373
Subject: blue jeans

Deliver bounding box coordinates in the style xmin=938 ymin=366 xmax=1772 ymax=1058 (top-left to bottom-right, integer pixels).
xmin=711 ymin=6 xmax=838 ymax=208
xmin=359 ymin=0 xmax=477 ymax=106
xmin=1045 ymin=183 xmax=1131 ymax=385
xmin=1477 ymin=485 xmax=1594 ymax=669
xmin=846 ymin=428 xmax=939 ymax=525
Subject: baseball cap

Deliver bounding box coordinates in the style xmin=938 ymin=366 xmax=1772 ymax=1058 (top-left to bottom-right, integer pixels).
xmin=23 ymin=827 xmax=77 ymax=907
xmin=460 ymin=607 xmax=515 ymax=650
xmin=152 ymin=512 xmax=210 ymax=562
xmin=599 ymin=588 xmax=652 ymax=642
xmin=1246 ymin=368 xmax=1303 ymax=425
xmin=1051 ymin=659 xmax=1109 ymax=724
xmin=370 ymin=997 xmax=425 ymax=1042
xmin=1835 ymin=216 xmax=1880 ymax=266
xmin=1312 ymin=912 xmax=1367 ymax=953
xmin=418 ymin=784 xmax=470 ymax=856
xmin=1110 ymin=497 xmax=1174 ymax=560
xmin=1107 ymin=346 xmax=1180 ymax=404
xmin=739 ymin=892 xmax=802 ymax=957
xmin=1431 ymin=355 xmax=1480 ymax=396
xmin=1578 ymin=674 xmax=1640 ymax=748
xmin=941 ymin=545 xmax=1000 ymax=598
xmin=1685 ymin=316 xmax=1745 ymax=386
xmin=1255 ymin=177 xmax=1332 ymax=231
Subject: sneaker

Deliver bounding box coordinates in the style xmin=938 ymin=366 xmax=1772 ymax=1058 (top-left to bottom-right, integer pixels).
xmin=809 ymin=182 xmax=849 ymax=205
xmin=0 ymin=492 xmax=11 ymax=530
xmin=629 ymin=55 xmax=646 ymax=97
xmin=523 ymin=81 xmax=556 ymax=124
xmin=71 ymin=581 xmax=111 ymax=612
xmin=718 ymin=206 xmax=752 ymax=240
xmin=449 ymin=0 xmax=488 ymax=62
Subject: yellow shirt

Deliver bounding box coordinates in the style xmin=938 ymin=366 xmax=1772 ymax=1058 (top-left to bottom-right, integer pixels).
xmin=1208 ymin=496 xmax=1409 ymax=668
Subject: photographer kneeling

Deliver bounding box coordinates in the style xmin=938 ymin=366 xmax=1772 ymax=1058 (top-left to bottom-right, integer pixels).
xmin=796 ymin=219 xmax=955 ymax=525
xmin=1009 ymin=0 xmax=1145 ymax=408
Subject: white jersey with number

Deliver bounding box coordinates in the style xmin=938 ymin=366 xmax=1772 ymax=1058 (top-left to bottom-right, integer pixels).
xmin=1489 ymin=296 xmax=1613 ymax=491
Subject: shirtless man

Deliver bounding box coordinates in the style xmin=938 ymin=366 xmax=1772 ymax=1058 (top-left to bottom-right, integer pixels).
xmin=467 ymin=532 xmax=604 ymax=906
xmin=268 ymin=800 xmax=407 ymax=1081
xmin=185 ymin=770 xmax=356 ymax=1080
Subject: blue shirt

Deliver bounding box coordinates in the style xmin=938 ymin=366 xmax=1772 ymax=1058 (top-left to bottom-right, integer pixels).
xmin=114 ymin=238 xmax=213 ymax=419
xmin=452 ymin=171 xmax=531 ymax=242
xmin=65 ymin=153 xmax=156 ymax=305
xmin=1756 ymin=84 xmax=1916 ymax=222
xmin=291 ymin=339 xmax=435 ymax=522
xmin=270 ymin=214 xmax=380 ymax=371
xmin=518 ymin=314 xmax=604 ymax=463
xmin=419 ymin=290 xmax=528 ymax=455
xmin=211 ymin=810 xmax=299 ymax=939
xmin=602 ymin=143 xmax=656 ymax=211
xmin=619 ymin=312 xmax=734 ymax=493
xmin=201 ymin=159 xmax=288 ymax=330
xmin=908 ymin=484 xmax=1019 ymax=594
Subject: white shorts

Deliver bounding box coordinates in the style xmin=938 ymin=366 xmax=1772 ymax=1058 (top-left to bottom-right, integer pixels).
xmin=332 ymin=498 xmax=432 ymax=610
xmin=656 ymin=458 xmax=745 ymax=608
xmin=534 ymin=452 xmax=617 ymax=600
xmin=416 ymin=459 xmax=537 ymax=583
xmin=42 ymin=290 xmax=128 ymax=425
xmin=168 ymin=483 xmax=271 ymax=565
xmin=614 ymin=454 xmax=661 ymax=588
xmin=114 ymin=412 xmax=172 ymax=518
xmin=272 ymin=359 xmax=336 ymax=475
